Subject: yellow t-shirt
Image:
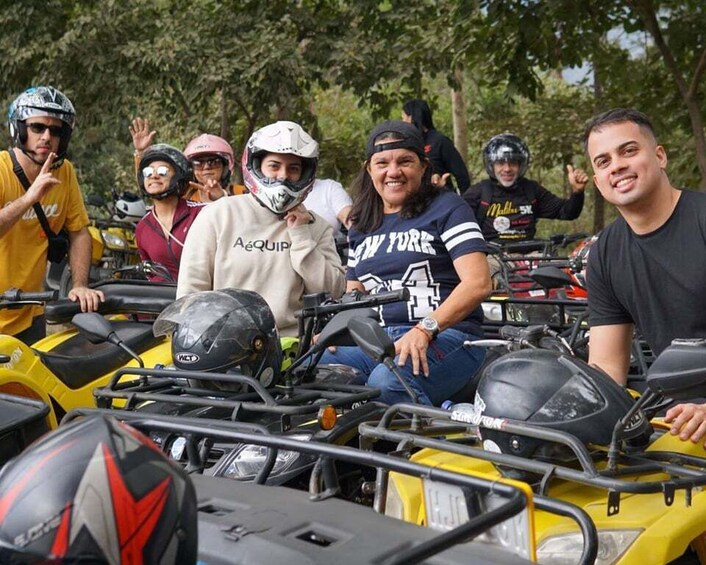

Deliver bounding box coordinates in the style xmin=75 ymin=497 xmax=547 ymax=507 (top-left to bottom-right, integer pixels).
xmin=0 ymin=151 xmax=89 ymax=335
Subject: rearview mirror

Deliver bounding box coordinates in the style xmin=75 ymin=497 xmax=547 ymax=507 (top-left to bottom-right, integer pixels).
xmin=646 ymin=339 xmax=706 ymax=399
xmin=72 ymin=312 xmax=116 ymax=345
xmin=347 ymin=316 xmax=395 ymax=363
xmin=528 ymin=266 xmax=574 ymax=290
xmin=313 ymin=308 xmax=379 ymax=351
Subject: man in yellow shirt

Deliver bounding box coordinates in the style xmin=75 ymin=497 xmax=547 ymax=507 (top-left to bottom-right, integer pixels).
xmin=0 ymin=86 xmax=103 ymax=344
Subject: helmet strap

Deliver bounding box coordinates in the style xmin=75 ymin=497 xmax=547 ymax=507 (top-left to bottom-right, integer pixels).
xmin=17 ymin=147 xmax=65 ymax=170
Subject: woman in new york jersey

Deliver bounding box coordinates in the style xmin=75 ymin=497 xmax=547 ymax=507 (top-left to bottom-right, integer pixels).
xmin=322 ymin=120 xmax=491 ymax=406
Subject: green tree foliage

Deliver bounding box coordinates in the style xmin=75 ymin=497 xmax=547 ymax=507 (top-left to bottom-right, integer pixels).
xmin=0 ymin=0 xmax=703 ymax=209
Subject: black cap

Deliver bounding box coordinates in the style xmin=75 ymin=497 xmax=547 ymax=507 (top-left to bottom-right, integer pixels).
xmin=365 ymin=120 xmax=425 ymax=158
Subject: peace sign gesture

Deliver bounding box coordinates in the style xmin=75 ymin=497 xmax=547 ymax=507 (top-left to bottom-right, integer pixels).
xmin=26 ymin=152 xmax=61 ymax=204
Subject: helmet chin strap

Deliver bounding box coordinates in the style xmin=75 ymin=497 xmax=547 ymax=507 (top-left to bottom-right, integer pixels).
xmin=147 ymin=179 xmax=181 ymax=201
xmin=18 ymin=147 xmax=64 ymax=170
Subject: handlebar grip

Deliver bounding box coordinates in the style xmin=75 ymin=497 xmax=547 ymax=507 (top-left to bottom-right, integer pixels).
xmin=499 ymin=325 xmax=524 ymax=339
xmin=300 ymin=287 xmax=409 ymax=317
xmin=364 ymin=288 xmax=410 ymax=305
xmin=1 ymin=289 xmax=58 ymax=302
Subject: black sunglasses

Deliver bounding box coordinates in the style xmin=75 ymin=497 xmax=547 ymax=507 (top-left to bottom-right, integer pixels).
xmin=192 ymin=157 xmax=224 ymax=169
xmin=26 ymin=122 xmax=64 ymax=137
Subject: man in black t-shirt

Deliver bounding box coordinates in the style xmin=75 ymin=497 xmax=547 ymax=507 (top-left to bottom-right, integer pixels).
xmin=463 ymin=133 xmax=589 ymax=242
xmin=584 ymin=107 xmax=706 ymax=445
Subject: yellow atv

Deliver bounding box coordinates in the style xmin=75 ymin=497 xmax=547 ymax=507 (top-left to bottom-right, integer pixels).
xmin=0 ymin=281 xmax=175 ymax=427
xmin=358 ymin=341 xmax=706 ymax=565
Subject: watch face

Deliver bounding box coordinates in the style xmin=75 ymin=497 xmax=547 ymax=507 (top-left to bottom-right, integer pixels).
xmin=422 ymin=317 xmax=439 ymax=333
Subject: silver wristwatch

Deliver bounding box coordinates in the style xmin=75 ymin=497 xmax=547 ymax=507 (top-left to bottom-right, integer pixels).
xmin=418 ymin=316 xmax=440 ymax=339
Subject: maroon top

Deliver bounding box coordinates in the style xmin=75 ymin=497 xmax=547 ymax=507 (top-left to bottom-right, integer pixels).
xmin=135 ymin=199 xmax=205 ymax=283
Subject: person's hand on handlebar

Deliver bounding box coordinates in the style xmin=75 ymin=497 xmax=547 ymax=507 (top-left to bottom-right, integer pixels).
xmin=68 ymin=286 xmax=105 ymax=312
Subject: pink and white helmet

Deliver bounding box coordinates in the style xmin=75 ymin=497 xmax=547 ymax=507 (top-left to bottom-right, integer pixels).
xmin=242 ymin=121 xmax=319 ymax=215
xmin=184 ymin=133 xmax=235 ymax=188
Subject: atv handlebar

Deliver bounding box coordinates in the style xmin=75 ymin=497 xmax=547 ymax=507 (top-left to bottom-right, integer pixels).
xmin=298 ymin=288 xmax=409 ymax=318
xmin=0 ymin=288 xmax=59 ymax=304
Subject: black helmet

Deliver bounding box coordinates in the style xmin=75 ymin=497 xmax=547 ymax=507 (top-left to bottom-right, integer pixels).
xmin=153 ymin=289 xmax=283 ymax=389
xmin=0 ymin=415 xmax=197 ymax=564
xmin=475 ymin=350 xmax=651 ymax=464
xmin=138 ymin=143 xmax=192 ymax=200
xmin=8 ymin=86 xmax=76 ymax=167
xmin=483 ymin=133 xmax=530 ymax=181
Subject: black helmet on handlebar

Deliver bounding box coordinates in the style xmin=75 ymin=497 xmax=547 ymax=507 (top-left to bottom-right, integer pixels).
xmin=475 ymin=349 xmax=651 ymax=475
xmin=483 ymin=133 xmax=530 ymax=183
xmin=153 ymin=289 xmax=283 ymax=390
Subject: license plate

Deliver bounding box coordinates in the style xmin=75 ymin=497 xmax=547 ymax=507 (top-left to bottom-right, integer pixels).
xmin=423 ymin=478 xmax=536 ymax=561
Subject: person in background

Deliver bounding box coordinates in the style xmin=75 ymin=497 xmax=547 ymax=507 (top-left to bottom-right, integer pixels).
xmin=303 ymin=178 xmax=352 ymax=235
xmin=183 ymin=133 xmax=247 ymax=201
xmin=0 ymin=86 xmax=103 ymax=344
xmin=321 ymin=120 xmax=490 ymax=406
xmin=402 ymin=98 xmax=471 ymax=194
xmin=582 ymin=108 xmax=706 ymax=446
xmin=134 ymin=144 xmax=204 ymax=282
xmin=177 ymin=121 xmax=345 ymax=336
xmin=463 ymin=133 xmax=588 ymax=243
xmin=129 ymin=117 xmax=246 ymax=203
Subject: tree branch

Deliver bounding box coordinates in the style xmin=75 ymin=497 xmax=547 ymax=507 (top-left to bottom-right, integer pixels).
xmin=688 ymin=45 xmax=706 ymax=101
xmin=631 ymin=0 xmax=689 ymax=101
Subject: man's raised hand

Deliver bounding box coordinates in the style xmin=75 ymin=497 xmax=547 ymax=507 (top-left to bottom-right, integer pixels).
xmin=26 ymin=152 xmax=60 ymax=204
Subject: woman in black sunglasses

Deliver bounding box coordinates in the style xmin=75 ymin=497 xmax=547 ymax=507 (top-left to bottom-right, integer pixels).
xmin=134 ymin=144 xmax=205 ymax=283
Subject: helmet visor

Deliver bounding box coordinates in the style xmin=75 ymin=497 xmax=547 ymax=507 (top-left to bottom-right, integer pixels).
xmin=153 ymin=292 xmax=246 ymax=347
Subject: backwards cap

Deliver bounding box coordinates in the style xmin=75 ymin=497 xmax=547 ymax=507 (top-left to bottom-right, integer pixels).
xmin=366 ymin=120 xmax=425 ymax=159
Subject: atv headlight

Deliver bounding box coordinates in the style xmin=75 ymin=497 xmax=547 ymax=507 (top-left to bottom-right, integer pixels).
xmin=101 ymin=230 xmax=127 ymax=250
xmin=482 ymin=302 xmax=503 ymax=321
xmin=537 ymin=529 xmax=642 ymax=565
xmin=384 ymin=478 xmax=404 ymax=520
xmin=220 ymin=434 xmax=312 ymax=480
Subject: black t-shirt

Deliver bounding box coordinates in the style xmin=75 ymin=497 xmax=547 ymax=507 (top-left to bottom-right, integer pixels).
xmin=587 ymin=189 xmax=706 ymax=355
xmin=423 ymin=129 xmax=471 ymax=193
xmin=463 ymin=178 xmax=584 ymax=242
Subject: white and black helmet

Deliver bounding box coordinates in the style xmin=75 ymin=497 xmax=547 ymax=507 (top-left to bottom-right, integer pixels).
xmin=113 ymin=190 xmax=147 ymax=222
xmin=242 ymin=121 xmax=319 ymax=215
xmin=483 ymin=133 xmax=531 ymax=180
xmin=8 ymin=86 xmax=76 ymax=166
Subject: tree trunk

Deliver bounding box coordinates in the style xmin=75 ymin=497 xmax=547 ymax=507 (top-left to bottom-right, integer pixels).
xmin=592 ymin=55 xmax=606 ymax=232
xmin=219 ymin=85 xmax=230 ymax=141
xmin=684 ymin=93 xmax=706 ymax=190
xmin=633 ymin=0 xmax=706 ymax=189
xmin=451 ymin=66 xmax=469 ymax=169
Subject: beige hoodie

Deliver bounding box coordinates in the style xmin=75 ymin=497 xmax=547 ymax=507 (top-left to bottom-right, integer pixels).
xmin=177 ymin=194 xmax=345 ymax=336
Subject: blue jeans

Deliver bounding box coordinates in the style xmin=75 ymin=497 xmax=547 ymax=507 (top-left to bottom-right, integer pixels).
xmin=320 ymin=326 xmax=485 ymax=406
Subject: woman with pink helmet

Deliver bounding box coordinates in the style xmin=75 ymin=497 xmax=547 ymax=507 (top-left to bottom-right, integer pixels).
xmin=129 ymin=117 xmax=246 ymax=203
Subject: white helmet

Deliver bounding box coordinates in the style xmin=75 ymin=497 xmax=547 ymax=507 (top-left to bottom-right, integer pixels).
xmin=242 ymin=121 xmax=319 ymax=215
xmin=113 ymin=191 xmax=147 ymax=222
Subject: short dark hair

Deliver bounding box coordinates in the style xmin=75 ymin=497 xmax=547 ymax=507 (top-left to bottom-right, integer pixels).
xmin=582 ymin=108 xmax=657 ymax=155
xmin=402 ymin=99 xmax=435 ymax=132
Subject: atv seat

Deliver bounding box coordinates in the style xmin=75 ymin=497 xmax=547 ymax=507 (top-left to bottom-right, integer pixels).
xmin=38 ymin=321 xmax=164 ymax=390
xmin=45 ymin=281 xmax=176 ymax=324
